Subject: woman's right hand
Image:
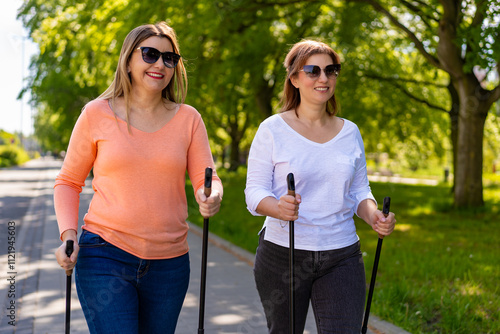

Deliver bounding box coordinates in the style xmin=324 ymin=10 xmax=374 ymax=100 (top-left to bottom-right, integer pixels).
xmin=55 ymin=229 xmax=79 ymax=275
xmin=278 ymin=193 xmax=301 ymax=221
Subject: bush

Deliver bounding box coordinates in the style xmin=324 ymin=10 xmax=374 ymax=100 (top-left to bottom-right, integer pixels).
xmin=0 ymin=145 xmax=30 ymax=167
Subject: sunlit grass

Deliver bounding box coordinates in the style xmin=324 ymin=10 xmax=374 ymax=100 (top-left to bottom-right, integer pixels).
xmin=186 ymin=169 xmax=500 ymax=333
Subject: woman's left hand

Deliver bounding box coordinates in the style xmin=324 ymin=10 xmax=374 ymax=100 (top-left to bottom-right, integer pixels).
xmin=371 ymin=210 xmax=396 ymax=237
xmin=196 ymin=188 xmax=222 ymax=218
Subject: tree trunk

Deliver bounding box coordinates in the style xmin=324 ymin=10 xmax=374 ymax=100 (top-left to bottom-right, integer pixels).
xmin=228 ymin=132 xmax=241 ymax=171
xmin=447 ymin=82 xmax=459 ymax=192
xmin=227 ymin=112 xmax=248 ymax=171
xmin=453 ymin=76 xmax=489 ymax=207
xmin=437 ymin=3 xmax=492 ymax=208
xmin=255 ymin=81 xmax=274 ymax=119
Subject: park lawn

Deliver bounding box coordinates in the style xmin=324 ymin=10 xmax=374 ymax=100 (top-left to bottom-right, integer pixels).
xmin=186 ymin=168 xmax=499 ymax=334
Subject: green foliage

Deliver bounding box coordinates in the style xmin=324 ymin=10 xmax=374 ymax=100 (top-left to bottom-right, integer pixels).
xmin=484 ymin=109 xmax=500 ymax=173
xmin=0 ymin=130 xmax=31 ymax=167
xmin=0 ymin=144 xmax=30 ymax=167
xmin=0 ymin=130 xmax=17 ymax=146
xmin=181 ymin=0 xmax=331 ymax=168
xmin=17 ymin=0 xmax=451 ymax=168
xmin=17 ymin=0 xmax=500 ymax=195
xmin=187 ymin=170 xmax=500 ymax=333
xmin=459 ymin=0 xmax=500 ymax=73
xmin=331 ymin=2 xmax=453 ymax=167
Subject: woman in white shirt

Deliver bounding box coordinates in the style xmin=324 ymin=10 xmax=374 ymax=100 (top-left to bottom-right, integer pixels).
xmin=245 ymin=40 xmax=396 ymax=333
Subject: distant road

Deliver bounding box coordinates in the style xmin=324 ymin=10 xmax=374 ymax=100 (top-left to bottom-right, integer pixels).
xmin=0 ymin=158 xmax=62 ymax=257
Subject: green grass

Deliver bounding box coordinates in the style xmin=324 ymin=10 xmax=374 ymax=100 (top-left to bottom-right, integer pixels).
xmin=186 ymin=167 xmax=264 ymax=252
xmin=186 ymin=168 xmax=500 ymax=334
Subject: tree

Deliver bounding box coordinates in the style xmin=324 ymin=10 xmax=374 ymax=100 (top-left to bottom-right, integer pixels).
xmin=18 ymin=0 xmax=118 ymax=152
xmin=345 ymin=0 xmax=500 ymax=207
xmin=182 ymin=0 xmax=329 ymax=170
xmin=19 ymin=0 xmax=498 ymax=206
xmin=324 ymin=2 xmax=451 ymax=173
xmin=193 ymin=0 xmax=450 ymax=170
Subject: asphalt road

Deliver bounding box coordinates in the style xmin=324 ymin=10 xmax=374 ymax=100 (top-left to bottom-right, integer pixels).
xmin=0 ymin=159 xmax=61 ymax=257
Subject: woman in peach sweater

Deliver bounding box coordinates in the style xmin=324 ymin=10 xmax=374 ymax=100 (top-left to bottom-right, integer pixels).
xmin=54 ymin=22 xmax=222 ymax=334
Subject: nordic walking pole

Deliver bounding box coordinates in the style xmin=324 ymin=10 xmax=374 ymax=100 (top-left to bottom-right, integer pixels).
xmin=361 ymin=196 xmax=391 ymax=334
xmin=286 ymin=173 xmax=296 ymax=334
xmin=65 ymin=239 xmax=74 ymax=334
xmin=198 ymin=167 xmax=212 ymax=334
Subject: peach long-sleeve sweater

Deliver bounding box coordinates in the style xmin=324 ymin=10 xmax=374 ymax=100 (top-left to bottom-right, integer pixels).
xmin=54 ymin=99 xmax=221 ymax=259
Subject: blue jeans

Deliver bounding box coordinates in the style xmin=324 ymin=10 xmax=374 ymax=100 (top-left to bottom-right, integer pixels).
xmin=75 ymin=230 xmax=190 ymax=334
xmin=254 ymin=229 xmax=366 ymax=334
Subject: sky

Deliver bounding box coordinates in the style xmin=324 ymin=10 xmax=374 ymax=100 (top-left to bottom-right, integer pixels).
xmin=0 ymin=1 xmax=38 ymax=136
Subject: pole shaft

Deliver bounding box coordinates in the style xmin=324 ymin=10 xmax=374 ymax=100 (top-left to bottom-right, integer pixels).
xmin=198 ymin=218 xmax=209 ymax=333
xmin=286 ymin=173 xmax=296 ymax=334
xmin=65 ymin=275 xmax=71 ymax=334
xmin=361 ymin=238 xmax=383 ymax=334
xmin=289 ymin=220 xmax=295 ymax=334
xmin=362 ymin=197 xmax=391 ymax=334
xmin=198 ymin=167 xmax=212 ymax=333
xmin=65 ymin=240 xmax=74 ymax=334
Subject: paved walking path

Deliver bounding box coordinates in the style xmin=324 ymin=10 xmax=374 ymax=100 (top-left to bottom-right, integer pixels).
xmin=368 ymin=174 xmax=439 ymax=186
xmin=0 ymin=159 xmax=411 ymax=333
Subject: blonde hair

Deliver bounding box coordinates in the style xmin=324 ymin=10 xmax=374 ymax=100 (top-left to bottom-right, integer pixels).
xmin=280 ymin=39 xmax=341 ymax=116
xmin=99 ymin=22 xmax=187 ymax=128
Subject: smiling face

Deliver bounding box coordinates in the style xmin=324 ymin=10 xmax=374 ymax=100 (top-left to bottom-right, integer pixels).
xmin=290 ymin=53 xmax=337 ymax=108
xmin=127 ymin=36 xmax=175 ymax=95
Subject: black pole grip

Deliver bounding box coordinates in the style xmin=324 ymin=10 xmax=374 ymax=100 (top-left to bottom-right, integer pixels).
xmin=287 ymin=173 xmax=295 ymax=196
xmin=66 ymin=240 xmax=74 ymax=258
xmin=382 ymin=197 xmax=391 ymax=217
xmin=378 ymin=197 xmax=391 ymax=239
xmin=65 ymin=240 xmax=74 ymax=276
xmin=204 ymin=167 xmax=212 ymax=198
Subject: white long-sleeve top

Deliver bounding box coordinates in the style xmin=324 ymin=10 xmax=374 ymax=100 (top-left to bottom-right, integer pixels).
xmin=245 ymin=114 xmax=376 ymax=251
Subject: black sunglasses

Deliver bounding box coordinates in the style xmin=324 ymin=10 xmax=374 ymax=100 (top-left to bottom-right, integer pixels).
xmin=137 ymin=47 xmax=181 ymax=68
xmin=300 ymin=64 xmax=341 ymax=79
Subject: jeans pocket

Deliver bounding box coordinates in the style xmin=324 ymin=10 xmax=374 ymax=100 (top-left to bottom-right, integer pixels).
xmin=79 ymin=230 xmax=108 ymax=248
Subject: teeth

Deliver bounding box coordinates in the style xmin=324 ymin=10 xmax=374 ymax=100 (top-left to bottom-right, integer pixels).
xmin=315 ymin=87 xmax=328 ymax=91
xmin=148 ymin=73 xmax=163 ymax=78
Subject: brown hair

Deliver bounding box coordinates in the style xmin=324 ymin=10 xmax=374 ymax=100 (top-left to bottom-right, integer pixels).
xmin=99 ymin=22 xmax=187 ymax=128
xmin=280 ymin=40 xmax=341 ymax=116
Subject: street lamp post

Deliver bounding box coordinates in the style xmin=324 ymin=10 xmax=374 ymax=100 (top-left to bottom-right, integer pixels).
xmin=20 ymin=35 xmax=25 ymax=147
